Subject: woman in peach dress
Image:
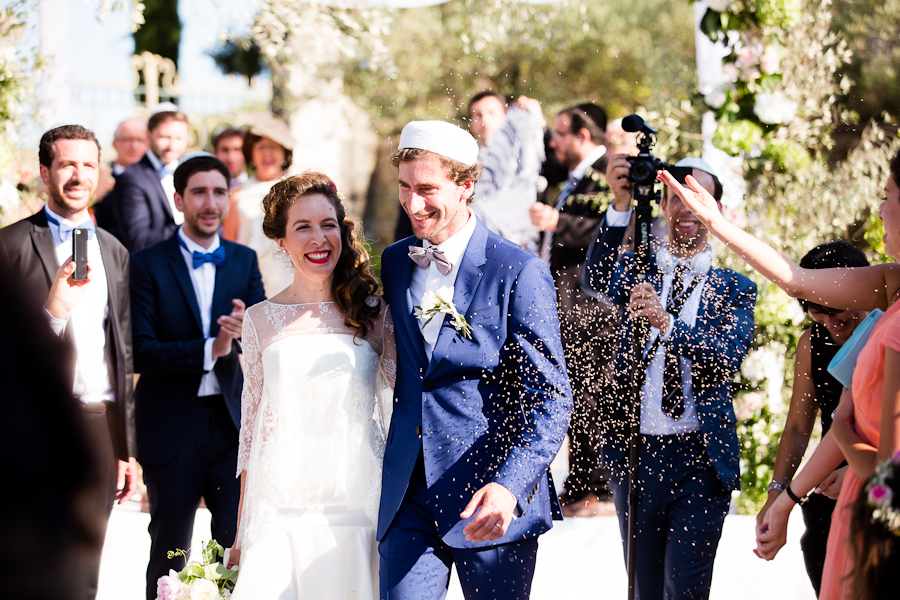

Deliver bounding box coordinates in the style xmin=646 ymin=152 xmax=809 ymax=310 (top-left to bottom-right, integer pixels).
xmin=657 ymin=150 xmax=900 ymax=599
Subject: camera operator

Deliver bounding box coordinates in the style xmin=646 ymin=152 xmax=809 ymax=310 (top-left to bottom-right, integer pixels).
xmin=582 ymin=155 xmax=757 ymax=600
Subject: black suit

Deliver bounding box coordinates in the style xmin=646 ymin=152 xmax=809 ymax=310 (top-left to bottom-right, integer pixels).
xmin=540 ymin=154 xmax=617 ymax=502
xmin=106 ymin=154 xmax=177 ymax=252
xmin=0 ymin=209 xmax=135 ymax=599
xmin=130 ymin=233 xmax=265 ymax=599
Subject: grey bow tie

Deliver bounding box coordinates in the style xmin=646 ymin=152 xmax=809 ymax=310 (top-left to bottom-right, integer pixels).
xmin=408 ymin=245 xmax=452 ymax=275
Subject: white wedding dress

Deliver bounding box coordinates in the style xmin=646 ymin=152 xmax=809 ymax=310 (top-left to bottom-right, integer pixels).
xmin=231 ymin=299 xmax=395 ymax=600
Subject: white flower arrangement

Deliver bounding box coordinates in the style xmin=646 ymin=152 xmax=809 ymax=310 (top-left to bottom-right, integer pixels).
xmin=155 ymin=540 xmax=237 ymax=600
xmin=705 ymin=0 xmax=733 ymax=12
xmin=753 ymin=91 xmax=799 ymax=125
xmin=414 ymin=285 xmax=472 ymax=339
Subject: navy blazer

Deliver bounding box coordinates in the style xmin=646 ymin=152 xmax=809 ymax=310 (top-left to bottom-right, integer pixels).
xmin=0 ymin=209 xmax=136 ymax=460
xmin=378 ymin=218 xmax=573 ymax=548
xmin=582 ymin=216 xmax=757 ymax=492
xmin=108 ymin=154 xmax=178 ymax=252
xmin=130 ymin=233 xmax=266 ymax=465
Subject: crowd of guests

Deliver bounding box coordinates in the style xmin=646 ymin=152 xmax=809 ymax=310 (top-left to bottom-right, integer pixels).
xmin=0 ymin=92 xmax=899 ymax=600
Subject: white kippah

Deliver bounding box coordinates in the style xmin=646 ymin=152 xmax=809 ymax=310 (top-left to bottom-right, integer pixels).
xmin=399 ymin=120 xmax=479 ymax=166
xmin=675 ymin=157 xmax=718 ymax=178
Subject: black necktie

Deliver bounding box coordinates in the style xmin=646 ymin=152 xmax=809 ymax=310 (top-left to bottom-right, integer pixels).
xmin=661 ymin=265 xmax=692 ymax=419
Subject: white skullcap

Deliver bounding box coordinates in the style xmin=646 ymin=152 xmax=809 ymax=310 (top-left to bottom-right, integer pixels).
xmin=675 ymin=157 xmax=718 ymax=178
xmin=151 ymin=102 xmax=180 ymax=115
xmin=399 ymin=120 xmax=479 ymax=166
xmin=178 ymin=151 xmax=217 ymax=166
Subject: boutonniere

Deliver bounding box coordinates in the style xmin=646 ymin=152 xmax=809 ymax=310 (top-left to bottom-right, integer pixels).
xmin=414 ymin=285 xmax=473 ymax=339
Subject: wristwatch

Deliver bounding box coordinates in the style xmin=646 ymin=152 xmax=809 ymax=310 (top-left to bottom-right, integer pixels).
xmin=767 ymin=480 xmax=787 ymax=493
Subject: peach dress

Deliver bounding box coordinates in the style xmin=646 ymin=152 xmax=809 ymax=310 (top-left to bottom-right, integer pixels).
xmin=819 ymin=300 xmax=900 ymax=600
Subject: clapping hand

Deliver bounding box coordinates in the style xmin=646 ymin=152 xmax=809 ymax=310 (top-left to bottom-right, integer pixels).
xmin=46 ymin=256 xmax=92 ymax=320
xmin=212 ymin=299 xmax=246 ymax=359
xmin=657 ymin=171 xmax=721 ymax=225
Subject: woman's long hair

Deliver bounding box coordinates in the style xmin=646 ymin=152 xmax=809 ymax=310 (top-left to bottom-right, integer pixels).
xmin=262 ymin=172 xmax=380 ymax=338
xmin=850 ymin=458 xmax=900 ymax=600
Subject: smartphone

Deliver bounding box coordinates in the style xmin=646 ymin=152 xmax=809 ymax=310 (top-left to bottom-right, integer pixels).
xmin=72 ymin=228 xmax=89 ymax=281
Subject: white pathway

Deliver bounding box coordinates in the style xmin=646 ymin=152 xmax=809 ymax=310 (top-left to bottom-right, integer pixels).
xmin=98 ymin=501 xmax=816 ymax=600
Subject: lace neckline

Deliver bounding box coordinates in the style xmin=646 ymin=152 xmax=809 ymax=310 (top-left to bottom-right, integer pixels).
xmin=264 ymin=299 xmax=335 ymax=307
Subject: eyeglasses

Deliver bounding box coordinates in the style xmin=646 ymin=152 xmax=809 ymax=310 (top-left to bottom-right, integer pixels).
xmin=550 ymin=129 xmax=574 ymax=139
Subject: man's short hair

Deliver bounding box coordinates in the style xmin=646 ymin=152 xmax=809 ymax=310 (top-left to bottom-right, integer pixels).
xmin=390 ymin=148 xmax=483 ymax=204
xmin=559 ymin=104 xmax=607 ymax=145
xmin=468 ymin=91 xmax=506 ymax=112
xmin=148 ymin=110 xmax=188 ymax=133
xmin=213 ymin=126 xmax=244 ymax=152
xmin=39 ymin=125 xmax=101 ymax=167
xmin=173 ymin=156 xmax=231 ymax=196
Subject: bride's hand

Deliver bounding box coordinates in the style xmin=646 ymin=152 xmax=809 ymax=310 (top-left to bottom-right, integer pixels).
xmin=226 ymin=546 xmax=240 ymax=569
xmin=657 ymin=171 xmax=721 ymax=225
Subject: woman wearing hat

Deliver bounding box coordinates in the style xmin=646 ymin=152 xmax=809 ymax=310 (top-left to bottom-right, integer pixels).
xmin=236 ymin=115 xmax=297 ymax=296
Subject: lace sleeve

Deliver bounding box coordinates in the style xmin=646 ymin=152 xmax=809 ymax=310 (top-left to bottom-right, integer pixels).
xmin=237 ymin=311 xmax=263 ymax=475
xmin=374 ymin=302 xmax=396 ymax=441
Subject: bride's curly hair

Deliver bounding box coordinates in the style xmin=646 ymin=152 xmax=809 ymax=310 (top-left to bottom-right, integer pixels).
xmin=261 ymin=172 xmax=381 ymax=338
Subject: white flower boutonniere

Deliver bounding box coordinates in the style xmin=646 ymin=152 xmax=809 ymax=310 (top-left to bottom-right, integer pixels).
xmin=414 ymin=285 xmax=473 ymax=339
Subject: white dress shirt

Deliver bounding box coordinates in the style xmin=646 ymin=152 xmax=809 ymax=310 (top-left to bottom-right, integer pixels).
xmin=146 ymin=150 xmax=184 ymax=225
xmin=43 ymin=206 xmax=115 ymax=404
xmin=409 ymin=211 xmax=478 ymax=360
xmin=177 ymin=227 xmax=222 ymax=396
xmin=606 ymin=207 xmax=705 ymax=435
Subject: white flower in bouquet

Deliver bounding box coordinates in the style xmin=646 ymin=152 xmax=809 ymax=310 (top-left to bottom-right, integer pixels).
xmin=156 ymin=570 xmax=186 ymax=600
xmin=703 ymin=83 xmax=730 ymax=110
xmin=754 ymin=91 xmax=798 ymax=125
xmin=705 ymin=0 xmax=732 ymax=12
xmin=186 ymin=578 xmax=220 ymax=600
xmin=741 ymin=343 xmax=785 ymax=385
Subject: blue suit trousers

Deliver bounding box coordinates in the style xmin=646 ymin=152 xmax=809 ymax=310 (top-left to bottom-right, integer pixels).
xmin=609 ymin=433 xmax=730 ymax=600
xmin=379 ymin=452 xmax=538 ymax=600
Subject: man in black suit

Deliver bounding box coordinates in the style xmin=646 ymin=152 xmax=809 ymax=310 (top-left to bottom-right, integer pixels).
xmin=0 ymin=124 xmax=138 ymax=599
xmin=130 ymin=155 xmax=266 ymax=600
xmin=529 ymin=104 xmax=617 ymax=517
xmin=105 ymin=110 xmax=189 ymax=252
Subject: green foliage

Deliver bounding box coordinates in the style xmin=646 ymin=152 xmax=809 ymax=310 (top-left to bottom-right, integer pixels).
xmin=133 ymin=0 xmax=180 ymax=66
xmin=168 ymin=539 xmax=238 ymax=594
xmin=210 ymin=37 xmax=266 ymax=82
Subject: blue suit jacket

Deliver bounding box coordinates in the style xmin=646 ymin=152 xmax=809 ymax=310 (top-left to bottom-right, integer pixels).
xmin=108 ymin=154 xmax=178 ymax=252
xmin=378 ymin=219 xmax=573 ymax=548
xmin=130 ymin=234 xmax=266 ymax=465
xmin=582 ymin=216 xmax=756 ymax=492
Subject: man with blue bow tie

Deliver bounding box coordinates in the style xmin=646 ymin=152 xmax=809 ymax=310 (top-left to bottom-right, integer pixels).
xmin=0 ymin=124 xmax=138 ymax=599
xmin=583 ymin=156 xmax=757 ymax=600
xmin=129 ymin=155 xmax=265 ymax=600
xmin=378 ymin=120 xmax=573 ymax=600
xmin=102 ymin=109 xmax=189 ymax=252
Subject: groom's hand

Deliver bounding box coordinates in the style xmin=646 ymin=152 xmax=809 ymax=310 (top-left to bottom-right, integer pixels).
xmin=460 ymin=482 xmax=517 ymax=542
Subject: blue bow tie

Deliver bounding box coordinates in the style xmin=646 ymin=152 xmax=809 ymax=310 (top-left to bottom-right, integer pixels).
xmin=179 ymin=236 xmax=226 ymax=269
xmin=44 ymin=209 xmax=95 ymax=243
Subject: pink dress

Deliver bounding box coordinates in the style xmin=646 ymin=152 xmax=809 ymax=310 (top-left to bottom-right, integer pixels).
xmin=819 ymin=300 xmax=900 ymax=600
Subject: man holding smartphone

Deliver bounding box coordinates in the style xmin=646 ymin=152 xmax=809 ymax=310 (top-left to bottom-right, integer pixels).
xmin=0 ymin=125 xmax=138 ymax=600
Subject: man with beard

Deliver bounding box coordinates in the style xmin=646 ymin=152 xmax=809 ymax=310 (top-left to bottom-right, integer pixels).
xmin=529 ymin=103 xmax=617 ymax=517
xmin=106 ymin=109 xmax=190 ymax=251
xmin=0 ymin=124 xmax=138 ymax=599
xmin=129 ymin=155 xmax=265 ymax=600
xmin=582 ymin=156 xmax=756 ymax=600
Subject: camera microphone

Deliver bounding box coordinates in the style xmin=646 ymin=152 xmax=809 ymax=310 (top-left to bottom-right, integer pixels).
xmin=622 ymin=114 xmax=657 ymax=135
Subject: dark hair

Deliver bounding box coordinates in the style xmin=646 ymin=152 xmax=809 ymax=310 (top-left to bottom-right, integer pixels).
xmin=890 ymin=147 xmax=900 ymax=187
xmin=262 ymin=172 xmax=380 ymax=338
xmin=148 ymin=111 xmax=188 ymax=133
xmin=850 ymin=458 xmax=900 ymax=600
xmin=797 ymin=241 xmax=870 ymax=313
xmin=39 ymin=125 xmax=101 ymax=167
xmin=243 ymin=131 xmax=293 ymax=174
xmin=213 ymin=127 xmax=244 ymax=152
xmin=468 ymin=91 xmax=506 ymax=112
xmin=390 ymin=148 xmax=482 ymax=205
xmin=173 ymin=156 xmax=231 ymax=196
xmin=560 ymin=104 xmax=607 ymax=145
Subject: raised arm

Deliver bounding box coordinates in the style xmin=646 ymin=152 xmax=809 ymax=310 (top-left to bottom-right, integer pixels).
xmin=658 ymin=170 xmax=900 ymax=312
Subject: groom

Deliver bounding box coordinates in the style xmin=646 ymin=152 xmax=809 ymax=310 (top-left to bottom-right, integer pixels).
xmin=378 ymin=120 xmax=573 ymax=599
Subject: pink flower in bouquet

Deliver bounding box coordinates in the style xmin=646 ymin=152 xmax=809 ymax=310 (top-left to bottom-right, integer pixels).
xmin=869 ymin=484 xmax=891 ymax=506
xmin=187 ymin=578 xmax=221 ymax=600
xmin=156 ymin=570 xmax=185 ymax=600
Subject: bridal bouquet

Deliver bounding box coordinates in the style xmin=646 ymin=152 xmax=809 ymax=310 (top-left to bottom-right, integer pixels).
xmin=156 ymin=539 xmax=238 ymax=600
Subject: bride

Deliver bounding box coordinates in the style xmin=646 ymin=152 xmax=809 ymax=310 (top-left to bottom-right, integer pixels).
xmin=227 ymin=172 xmax=395 ymax=599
